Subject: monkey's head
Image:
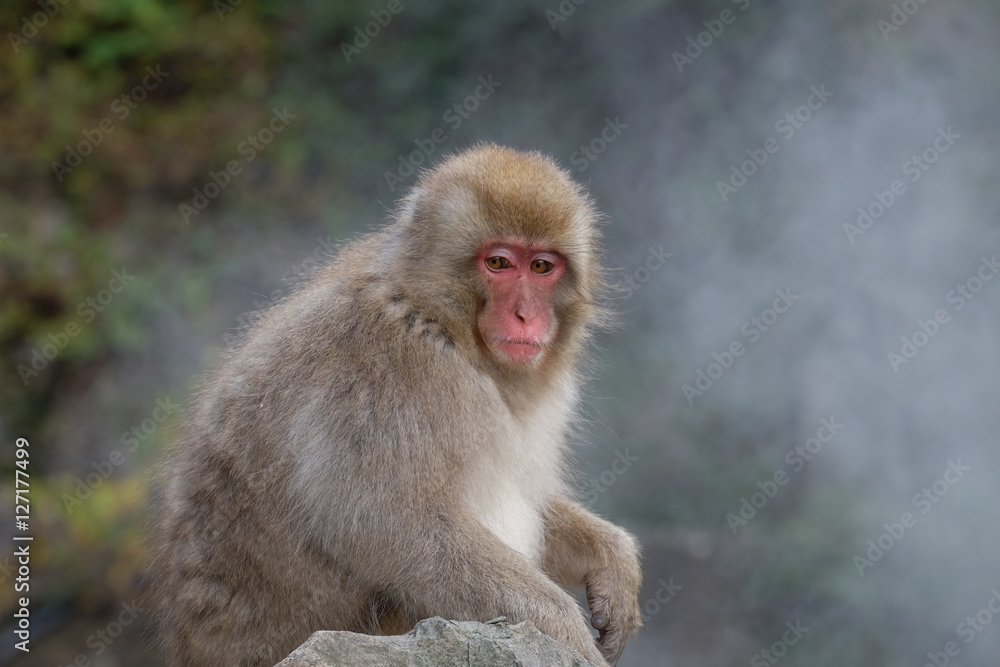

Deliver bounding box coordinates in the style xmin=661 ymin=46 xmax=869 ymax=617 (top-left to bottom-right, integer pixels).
xmin=392 ymin=143 xmax=607 ymax=376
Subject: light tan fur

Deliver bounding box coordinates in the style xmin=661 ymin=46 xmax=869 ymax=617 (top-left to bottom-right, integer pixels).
xmin=152 ymin=144 xmax=642 ymax=666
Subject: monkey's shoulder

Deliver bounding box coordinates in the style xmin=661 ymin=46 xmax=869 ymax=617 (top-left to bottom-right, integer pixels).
xmin=237 ymin=272 xmax=490 ymax=413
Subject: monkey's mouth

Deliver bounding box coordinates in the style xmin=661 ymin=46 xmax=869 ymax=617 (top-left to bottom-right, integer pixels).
xmin=492 ymin=337 xmax=545 ymax=363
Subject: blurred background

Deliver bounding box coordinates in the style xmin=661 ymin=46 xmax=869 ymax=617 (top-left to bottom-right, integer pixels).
xmin=2 ymin=0 xmax=1000 ymax=665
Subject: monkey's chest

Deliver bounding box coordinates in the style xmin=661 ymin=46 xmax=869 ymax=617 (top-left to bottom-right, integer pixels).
xmin=469 ymin=480 xmax=546 ymax=564
xmin=464 ymin=383 xmax=573 ymax=565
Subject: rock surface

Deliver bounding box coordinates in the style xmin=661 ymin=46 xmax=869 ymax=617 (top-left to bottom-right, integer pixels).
xmin=275 ymin=616 xmax=601 ymax=667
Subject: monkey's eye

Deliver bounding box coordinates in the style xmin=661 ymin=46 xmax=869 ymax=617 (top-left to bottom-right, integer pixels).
xmin=530 ymin=259 xmax=554 ymax=274
xmin=485 ymin=256 xmax=512 ymax=271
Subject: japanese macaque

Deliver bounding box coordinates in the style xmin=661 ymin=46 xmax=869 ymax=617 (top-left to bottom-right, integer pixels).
xmin=154 ymin=144 xmax=642 ymax=666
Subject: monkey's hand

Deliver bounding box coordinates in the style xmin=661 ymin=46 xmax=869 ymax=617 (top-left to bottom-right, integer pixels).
xmin=533 ymin=593 xmax=610 ymax=666
xmin=585 ymin=528 xmax=643 ymax=664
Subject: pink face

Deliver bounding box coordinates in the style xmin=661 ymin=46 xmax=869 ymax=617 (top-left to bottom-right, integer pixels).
xmin=476 ymin=240 xmax=565 ymax=364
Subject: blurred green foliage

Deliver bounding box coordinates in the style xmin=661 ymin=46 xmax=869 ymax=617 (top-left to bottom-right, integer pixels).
xmin=1 ymin=0 xmax=277 ymax=447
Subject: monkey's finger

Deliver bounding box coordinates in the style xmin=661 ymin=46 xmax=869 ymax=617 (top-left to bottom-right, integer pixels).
xmin=586 ymin=584 xmax=611 ymax=631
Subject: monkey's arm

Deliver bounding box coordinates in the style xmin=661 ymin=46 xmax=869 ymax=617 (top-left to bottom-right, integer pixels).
xmin=329 ymin=507 xmax=608 ymax=665
xmin=541 ymin=498 xmax=643 ymax=663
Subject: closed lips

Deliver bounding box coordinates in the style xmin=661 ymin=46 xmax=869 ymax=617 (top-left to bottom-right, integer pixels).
xmin=496 ymin=338 xmax=541 ymax=347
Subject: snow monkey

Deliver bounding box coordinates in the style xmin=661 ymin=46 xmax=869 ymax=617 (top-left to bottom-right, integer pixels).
xmin=154 ymin=144 xmax=642 ymax=666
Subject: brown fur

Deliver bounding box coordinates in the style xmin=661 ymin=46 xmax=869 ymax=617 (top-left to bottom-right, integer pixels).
xmin=152 ymin=144 xmax=641 ymax=666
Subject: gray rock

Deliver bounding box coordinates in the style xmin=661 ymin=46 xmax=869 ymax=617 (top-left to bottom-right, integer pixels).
xmin=275 ymin=616 xmax=601 ymax=667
